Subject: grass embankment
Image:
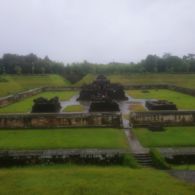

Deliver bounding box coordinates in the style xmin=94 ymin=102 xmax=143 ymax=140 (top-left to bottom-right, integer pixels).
xmin=63 ymin=105 xmax=85 ymax=112
xmin=129 ymin=103 xmax=146 ymax=112
xmin=0 ymin=74 xmax=70 ymax=97
xmin=74 ymin=74 xmax=96 ymax=86
xmin=0 ymin=166 xmax=194 ymax=195
xmin=133 ymin=127 xmax=195 ymax=147
xmin=0 ymin=91 xmax=77 ymax=113
xmin=73 ymin=73 xmax=195 ymax=89
xmin=127 ymin=89 xmax=195 ymax=110
xmin=0 ymin=128 xmax=127 ymax=150
xmin=108 ymin=74 xmax=195 ymax=89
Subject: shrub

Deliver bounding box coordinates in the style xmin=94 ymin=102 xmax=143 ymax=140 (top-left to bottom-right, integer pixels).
xmin=150 ymin=149 xmax=171 ymax=169
xmin=122 ymin=154 xmax=139 ymax=168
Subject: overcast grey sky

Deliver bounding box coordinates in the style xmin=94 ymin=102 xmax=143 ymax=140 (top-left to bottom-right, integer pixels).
xmin=0 ymin=0 xmax=194 ymax=63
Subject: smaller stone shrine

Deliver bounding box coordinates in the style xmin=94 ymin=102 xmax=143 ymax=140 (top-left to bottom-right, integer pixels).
xmin=89 ymin=98 xmax=120 ymax=112
xmin=145 ymin=100 xmax=177 ymax=110
xmin=31 ymin=97 xmax=61 ymax=113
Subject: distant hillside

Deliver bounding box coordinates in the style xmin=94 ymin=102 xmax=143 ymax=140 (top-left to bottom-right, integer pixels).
xmin=75 ymin=73 xmax=195 ymax=89
xmin=0 ymin=74 xmax=70 ymax=97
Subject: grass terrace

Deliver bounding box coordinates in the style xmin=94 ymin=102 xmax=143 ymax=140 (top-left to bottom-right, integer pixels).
xmin=127 ymin=89 xmax=195 ymax=110
xmin=73 ymin=73 xmax=195 ymax=89
xmin=133 ymin=127 xmax=195 ymax=147
xmin=0 ymin=74 xmax=70 ymax=97
xmin=0 ymin=165 xmax=194 ymax=195
xmin=63 ymin=105 xmax=85 ymax=112
xmin=129 ymin=103 xmax=146 ymax=112
xmin=0 ymin=91 xmax=77 ymax=113
xmin=108 ymin=73 xmax=195 ymax=89
xmin=0 ymin=128 xmax=128 ymax=150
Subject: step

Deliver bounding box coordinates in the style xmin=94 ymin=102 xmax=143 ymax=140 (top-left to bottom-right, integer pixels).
xmin=133 ymin=153 xmax=153 ymax=167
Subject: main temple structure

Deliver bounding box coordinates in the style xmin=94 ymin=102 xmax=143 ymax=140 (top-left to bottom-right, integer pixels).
xmin=78 ymin=75 xmax=127 ymax=112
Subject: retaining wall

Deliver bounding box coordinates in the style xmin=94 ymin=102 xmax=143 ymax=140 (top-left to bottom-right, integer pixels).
xmin=0 ymin=88 xmax=43 ymax=107
xmin=130 ymin=111 xmax=195 ymax=127
xmin=0 ymin=112 xmax=122 ymax=128
xmin=0 ymin=149 xmax=128 ymax=166
xmin=0 ymin=86 xmax=81 ymax=107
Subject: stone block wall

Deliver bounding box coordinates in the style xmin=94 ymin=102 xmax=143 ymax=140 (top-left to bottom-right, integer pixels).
xmin=0 ymin=87 xmax=80 ymax=107
xmin=0 ymin=149 xmax=128 ymax=166
xmin=0 ymin=112 xmax=122 ymax=128
xmin=0 ymin=88 xmax=42 ymax=107
xmin=130 ymin=111 xmax=195 ymax=127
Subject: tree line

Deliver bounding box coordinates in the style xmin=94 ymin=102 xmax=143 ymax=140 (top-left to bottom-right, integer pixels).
xmin=0 ymin=53 xmax=195 ymax=83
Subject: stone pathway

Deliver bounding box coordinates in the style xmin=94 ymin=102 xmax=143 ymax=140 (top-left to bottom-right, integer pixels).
xmin=119 ymin=94 xmax=150 ymax=154
xmin=122 ymin=118 xmax=149 ymax=154
xmin=60 ymin=95 xmax=90 ymax=112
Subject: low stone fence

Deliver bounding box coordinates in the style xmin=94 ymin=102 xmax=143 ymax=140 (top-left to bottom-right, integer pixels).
xmin=159 ymin=148 xmax=195 ymax=165
xmin=42 ymin=86 xmax=81 ymax=91
xmin=130 ymin=111 xmax=195 ymax=127
xmin=124 ymin=84 xmax=169 ymax=90
xmin=167 ymin=85 xmax=195 ymax=96
xmin=0 ymin=86 xmax=81 ymax=107
xmin=0 ymin=112 xmax=122 ymax=128
xmin=0 ymin=88 xmax=43 ymax=107
xmin=0 ymin=149 xmax=128 ymax=166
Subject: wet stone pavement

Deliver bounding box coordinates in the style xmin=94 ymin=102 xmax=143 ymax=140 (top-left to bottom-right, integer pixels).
xmin=60 ymin=95 xmax=90 ymax=113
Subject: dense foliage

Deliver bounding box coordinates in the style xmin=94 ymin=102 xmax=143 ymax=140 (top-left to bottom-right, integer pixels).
xmin=0 ymin=53 xmax=65 ymax=75
xmin=1 ymin=53 xmax=195 ymax=83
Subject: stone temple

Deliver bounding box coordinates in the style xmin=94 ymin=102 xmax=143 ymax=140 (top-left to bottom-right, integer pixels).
xmin=145 ymin=100 xmax=177 ymax=110
xmin=32 ymin=97 xmax=61 ymax=113
xmin=78 ymin=75 xmax=128 ymax=112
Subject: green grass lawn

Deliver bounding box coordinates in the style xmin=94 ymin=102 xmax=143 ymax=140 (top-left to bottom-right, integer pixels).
xmin=0 ymin=91 xmax=77 ymax=113
xmin=63 ymin=104 xmax=85 ymax=112
xmin=108 ymin=73 xmax=195 ymax=89
xmin=0 ymin=165 xmax=194 ymax=195
xmin=127 ymin=89 xmax=195 ymax=110
xmin=74 ymin=74 xmax=96 ymax=86
xmin=74 ymin=73 xmax=195 ymax=89
xmin=0 ymin=128 xmax=127 ymax=150
xmin=133 ymin=127 xmax=195 ymax=147
xmin=0 ymin=74 xmax=70 ymax=97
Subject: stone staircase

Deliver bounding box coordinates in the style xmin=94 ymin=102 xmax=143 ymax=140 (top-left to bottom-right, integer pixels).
xmin=133 ymin=153 xmax=153 ymax=167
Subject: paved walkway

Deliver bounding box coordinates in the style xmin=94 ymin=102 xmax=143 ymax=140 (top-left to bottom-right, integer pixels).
xmin=122 ymin=118 xmax=149 ymax=154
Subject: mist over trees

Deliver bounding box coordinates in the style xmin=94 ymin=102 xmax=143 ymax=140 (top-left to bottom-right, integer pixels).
xmin=0 ymin=53 xmax=195 ymax=83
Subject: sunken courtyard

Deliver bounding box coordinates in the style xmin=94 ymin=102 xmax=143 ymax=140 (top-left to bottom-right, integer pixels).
xmin=0 ymin=75 xmax=195 ymax=180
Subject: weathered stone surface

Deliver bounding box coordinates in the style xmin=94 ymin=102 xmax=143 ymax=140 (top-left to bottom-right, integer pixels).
xmin=145 ymin=100 xmax=177 ymax=110
xmin=78 ymin=75 xmax=128 ymax=101
xmin=31 ymin=97 xmax=61 ymax=113
xmin=89 ymin=101 xmax=120 ymax=112
xmin=0 ymin=113 xmax=122 ymax=128
xmin=0 ymin=149 xmax=128 ymax=166
xmin=130 ymin=111 xmax=195 ymax=126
